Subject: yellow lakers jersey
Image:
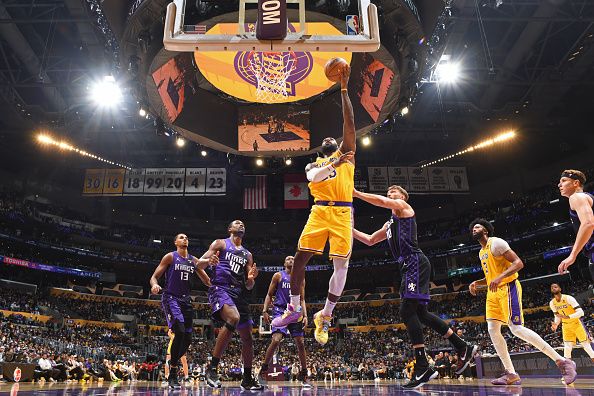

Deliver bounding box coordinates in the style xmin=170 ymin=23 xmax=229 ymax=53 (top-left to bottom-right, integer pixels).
xmin=479 ymin=237 xmax=518 ymax=286
xmin=550 ymin=294 xmax=580 ymax=324
xmin=308 ymin=149 xmax=354 ymax=202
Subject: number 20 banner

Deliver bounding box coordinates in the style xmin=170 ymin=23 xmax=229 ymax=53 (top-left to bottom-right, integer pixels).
xmin=83 ymin=168 xmax=226 ymax=196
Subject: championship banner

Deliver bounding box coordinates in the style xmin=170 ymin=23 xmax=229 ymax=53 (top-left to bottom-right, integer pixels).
xmin=284 ymin=174 xmax=309 ymax=209
xmin=83 ymin=168 xmax=227 ymax=196
xmin=364 ymin=167 xmax=470 ymax=194
xmin=368 ymin=167 xmax=389 ymax=192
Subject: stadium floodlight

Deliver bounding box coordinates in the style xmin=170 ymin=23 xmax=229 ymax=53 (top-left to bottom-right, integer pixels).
xmin=201 ymin=150 xmax=207 ymax=157
xmin=139 ymin=108 xmax=147 ymax=117
xmin=256 ymin=158 xmax=264 ymax=167
xmin=362 ymin=136 xmax=371 ymax=146
xmin=91 ymin=75 xmax=122 ymax=106
xmin=176 ymin=137 xmax=186 ymax=147
xmin=431 ymin=55 xmax=461 ymax=84
xmin=285 ymin=158 xmax=292 ymax=166
xmin=401 ymin=106 xmax=409 ymax=116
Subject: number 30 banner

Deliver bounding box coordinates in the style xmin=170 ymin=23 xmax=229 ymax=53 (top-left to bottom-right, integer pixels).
xmin=83 ymin=168 xmax=226 ymax=196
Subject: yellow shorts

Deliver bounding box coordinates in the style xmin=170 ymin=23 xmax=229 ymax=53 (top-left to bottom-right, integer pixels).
xmin=562 ymin=320 xmax=591 ymax=343
xmin=167 ymin=331 xmax=174 ymax=355
xmin=297 ymin=204 xmax=353 ymax=259
xmin=486 ymin=279 xmax=524 ymax=325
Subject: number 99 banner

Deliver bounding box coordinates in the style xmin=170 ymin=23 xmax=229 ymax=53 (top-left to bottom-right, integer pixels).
xmin=83 ymin=168 xmax=226 ymax=196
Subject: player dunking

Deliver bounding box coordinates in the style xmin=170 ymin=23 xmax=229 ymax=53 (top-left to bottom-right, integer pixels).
xmin=258 ymin=256 xmax=311 ymax=388
xmin=271 ymin=65 xmax=355 ymax=346
xmin=352 ymin=186 xmax=477 ymax=389
xmin=557 ymin=170 xmax=594 ymax=276
xmin=199 ymin=220 xmax=263 ymax=391
xmin=149 ymin=233 xmax=217 ymax=389
xmin=469 ymin=219 xmax=577 ymax=385
xmin=550 ymin=283 xmax=594 ymax=363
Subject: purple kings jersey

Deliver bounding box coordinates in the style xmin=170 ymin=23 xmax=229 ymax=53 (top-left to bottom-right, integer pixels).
xmin=273 ymin=270 xmax=291 ymax=310
xmin=164 ymin=251 xmax=195 ymax=297
xmin=386 ymin=215 xmax=423 ymax=260
xmin=211 ymin=238 xmax=251 ymax=289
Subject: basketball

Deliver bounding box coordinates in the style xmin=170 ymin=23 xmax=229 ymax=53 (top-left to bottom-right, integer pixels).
xmin=324 ymin=57 xmax=349 ymax=82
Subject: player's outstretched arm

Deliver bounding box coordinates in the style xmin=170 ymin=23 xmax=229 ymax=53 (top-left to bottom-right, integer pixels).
xmin=262 ymin=272 xmax=281 ymax=323
xmin=150 ymin=253 xmax=173 ymax=294
xmin=196 ymin=239 xmax=225 ymax=269
xmin=559 ymin=193 xmax=594 ymax=272
xmin=353 ymin=224 xmax=387 ymax=246
xmin=353 ymin=189 xmax=407 ymax=211
xmin=339 ymin=66 xmax=356 ymax=155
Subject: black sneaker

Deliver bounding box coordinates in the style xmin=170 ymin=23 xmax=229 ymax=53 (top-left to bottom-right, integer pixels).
xmin=168 ymin=366 xmax=181 ymax=389
xmin=402 ymin=366 xmax=438 ymax=389
xmin=205 ymin=367 xmax=221 ymax=388
xmin=240 ymin=376 xmax=264 ymax=391
xmin=455 ymin=344 xmax=479 ymax=375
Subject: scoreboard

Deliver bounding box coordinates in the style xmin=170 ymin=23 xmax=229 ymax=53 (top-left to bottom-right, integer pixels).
xmin=82 ymin=168 xmax=226 ymax=196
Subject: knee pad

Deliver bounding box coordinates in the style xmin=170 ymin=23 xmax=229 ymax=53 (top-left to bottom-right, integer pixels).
xmin=224 ymin=322 xmax=236 ymax=332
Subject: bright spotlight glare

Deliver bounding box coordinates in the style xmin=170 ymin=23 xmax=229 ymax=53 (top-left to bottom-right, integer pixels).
xmin=285 ymin=158 xmax=292 ymax=165
xmin=176 ymin=137 xmax=186 ymax=147
xmin=436 ymin=62 xmax=461 ymax=83
xmin=201 ymin=150 xmax=207 ymax=157
xmin=37 ymin=135 xmax=52 ymax=144
xmin=401 ymin=106 xmax=409 ymax=116
xmin=139 ymin=108 xmax=147 ymax=117
xmin=362 ymin=136 xmax=371 ymax=146
xmin=256 ymin=158 xmax=264 ymax=167
xmin=92 ymin=75 xmax=122 ymax=106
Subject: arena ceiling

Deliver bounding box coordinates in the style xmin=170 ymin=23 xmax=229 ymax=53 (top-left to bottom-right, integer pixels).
xmin=0 ymin=0 xmax=593 ymax=169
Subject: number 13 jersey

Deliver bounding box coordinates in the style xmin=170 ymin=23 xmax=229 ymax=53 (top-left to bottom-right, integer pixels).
xmin=164 ymin=251 xmax=195 ymax=297
xmin=211 ymin=238 xmax=250 ymax=289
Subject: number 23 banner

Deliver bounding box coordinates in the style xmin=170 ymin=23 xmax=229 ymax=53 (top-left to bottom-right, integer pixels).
xmin=83 ymin=168 xmax=226 ymax=196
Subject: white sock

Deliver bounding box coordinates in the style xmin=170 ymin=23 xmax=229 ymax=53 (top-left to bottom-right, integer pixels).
xmin=290 ymin=295 xmax=301 ymax=309
xmin=508 ymin=324 xmax=564 ymax=361
xmin=581 ymin=341 xmax=594 ymax=358
xmin=322 ymin=299 xmax=337 ymax=317
xmin=487 ymin=321 xmax=516 ymax=373
xmin=564 ymin=342 xmax=574 ymax=359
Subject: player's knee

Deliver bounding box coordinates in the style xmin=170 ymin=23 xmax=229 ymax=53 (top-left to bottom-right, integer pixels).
xmin=399 ymin=299 xmax=418 ymax=323
xmin=227 ymin=312 xmax=240 ymax=326
xmin=172 ymin=321 xmax=186 ymax=336
xmin=224 ymin=321 xmax=237 ymax=332
xmin=271 ymin=333 xmax=283 ymax=344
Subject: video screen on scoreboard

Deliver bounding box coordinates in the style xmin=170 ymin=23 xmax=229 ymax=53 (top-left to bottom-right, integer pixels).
xmin=238 ymin=105 xmax=310 ymax=152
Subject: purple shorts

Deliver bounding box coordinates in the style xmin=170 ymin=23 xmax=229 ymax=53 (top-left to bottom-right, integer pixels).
xmin=399 ymin=253 xmax=431 ymax=302
xmin=209 ymin=285 xmax=252 ymax=329
xmin=271 ymin=307 xmax=304 ymax=337
xmin=161 ymin=293 xmax=193 ymax=333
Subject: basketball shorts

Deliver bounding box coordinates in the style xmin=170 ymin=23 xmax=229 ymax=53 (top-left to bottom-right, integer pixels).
xmin=271 ymin=307 xmax=304 ymax=337
xmin=209 ymin=285 xmax=253 ymax=329
xmin=486 ymin=279 xmax=524 ymax=325
xmin=298 ymin=204 xmax=353 ymax=259
xmin=161 ymin=293 xmax=193 ymax=333
xmin=562 ymin=320 xmax=591 ymax=343
xmin=167 ymin=336 xmax=173 ymax=355
xmin=399 ymin=253 xmax=431 ymax=301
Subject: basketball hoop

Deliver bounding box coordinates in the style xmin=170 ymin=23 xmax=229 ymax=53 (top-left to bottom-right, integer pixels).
xmin=248 ymin=51 xmax=296 ymax=103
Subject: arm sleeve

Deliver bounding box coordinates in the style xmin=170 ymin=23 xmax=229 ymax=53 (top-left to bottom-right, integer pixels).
xmin=306 ymin=163 xmax=335 ymax=182
xmin=490 ymin=237 xmax=511 ymax=257
xmin=569 ymin=308 xmax=584 ymax=319
xmin=566 ymin=295 xmax=584 ymax=319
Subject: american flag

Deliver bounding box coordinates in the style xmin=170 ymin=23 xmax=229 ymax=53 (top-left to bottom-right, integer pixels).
xmin=183 ymin=25 xmax=207 ymax=34
xmin=243 ymin=175 xmax=267 ymax=210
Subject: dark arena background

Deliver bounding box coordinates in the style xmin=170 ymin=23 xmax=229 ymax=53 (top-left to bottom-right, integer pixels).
xmin=1 ymin=0 xmax=594 ymax=395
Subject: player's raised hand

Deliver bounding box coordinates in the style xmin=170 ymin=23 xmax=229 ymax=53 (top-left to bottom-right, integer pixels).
xmin=335 ymin=151 xmax=354 ymax=167
xmin=248 ymin=263 xmax=259 ymax=280
xmin=551 ymin=321 xmax=559 ymax=332
xmin=262 ymin=311 xmax=271 ymax=324
xmin=340 ymin=64 xmax=351 ymax=89
xmin=151 ymin=284 xmax=162 ymax=295
xmin=558 ymin=254 xmax=576 ymax=273
xmin=209 ymin=251 xmax=220 ymax=266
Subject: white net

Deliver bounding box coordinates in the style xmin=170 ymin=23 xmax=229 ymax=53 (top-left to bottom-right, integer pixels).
xmin=248 ymin=52 xmax=296 ymax=103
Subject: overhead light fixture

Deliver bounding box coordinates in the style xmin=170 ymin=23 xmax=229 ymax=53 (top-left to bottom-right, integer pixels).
xmin=139 ymin=108 xmax=147 ymax=117
xmin=362 ymin=136 xmax=371 ymax=146
xmin=256 ymin=158 xmax=264 ymax=167
xmin=91 ymin=75 xmax=122 ymax=106
xmin=201 ymin=150 xmax=207 ymax=157
xmin=422 ymin=130 xmax=516 ymax=167
xmin=285 ymin=158 xmax=292 ymax=165
xmin=433 ymin=55 xmax=461 ymax=84
xmin=176 ymin=137 xmax=186 ymax=147
xmin=401 ymin=106 xmax=409 ymax=116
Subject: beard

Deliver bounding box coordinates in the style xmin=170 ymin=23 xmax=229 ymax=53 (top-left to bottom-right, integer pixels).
xmin=471 ymin=232 xmax=483 ymax=241
xmin=321 ymin=142 xmax=338 ymax=156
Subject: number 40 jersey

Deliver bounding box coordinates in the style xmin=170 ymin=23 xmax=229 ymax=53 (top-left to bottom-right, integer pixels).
xmin=210 ymin=238 xmax=251 ymax=289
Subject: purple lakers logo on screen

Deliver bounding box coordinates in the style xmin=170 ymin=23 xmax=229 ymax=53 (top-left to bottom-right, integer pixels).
xmin=234 ymin=23 xmax=313 ymax=97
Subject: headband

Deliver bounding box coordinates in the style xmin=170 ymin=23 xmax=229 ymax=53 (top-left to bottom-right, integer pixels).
xmin=561 ymin=172 xmax=585 ymax=184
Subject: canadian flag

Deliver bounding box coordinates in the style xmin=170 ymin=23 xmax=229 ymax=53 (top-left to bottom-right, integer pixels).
xmin=284 ymin=174 xmax=309 ymax=209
